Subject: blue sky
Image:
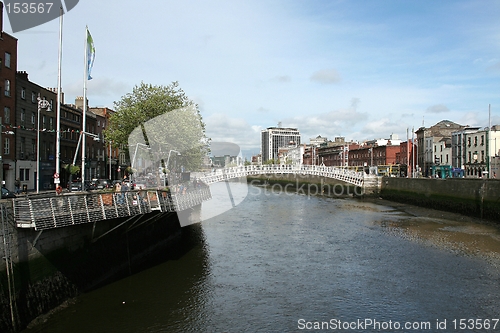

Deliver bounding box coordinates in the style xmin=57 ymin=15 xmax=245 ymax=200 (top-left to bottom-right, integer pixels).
xmin=5 ymin=0 xmax=500 ymax=158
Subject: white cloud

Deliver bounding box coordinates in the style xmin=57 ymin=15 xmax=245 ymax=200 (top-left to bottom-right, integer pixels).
xmin=310 ymin=69 xmax=341 ymax=84
xmin=426 ymin=104 xmax=450 ymax=114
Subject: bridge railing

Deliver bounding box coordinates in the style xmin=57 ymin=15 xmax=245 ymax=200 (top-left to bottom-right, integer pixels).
xmin=200 ymin=164 xmax=365 ymax=187
xmin=13 ymin=187 xmax=212 ymax=231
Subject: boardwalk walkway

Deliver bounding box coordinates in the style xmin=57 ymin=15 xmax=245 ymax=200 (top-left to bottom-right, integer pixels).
xmin=12 ymin=187 xmax=212 ymax=231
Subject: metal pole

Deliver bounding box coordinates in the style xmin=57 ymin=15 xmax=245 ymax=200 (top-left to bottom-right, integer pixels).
xmin=0 ymin=117 xmax=2 ymax=189
xmin=109 ymin=141 xmax=112 ymax=180
xmin=36 ymin=99 xmax=40 ymax=193
xmin=55 ymin=6 xmax=63 ymax=181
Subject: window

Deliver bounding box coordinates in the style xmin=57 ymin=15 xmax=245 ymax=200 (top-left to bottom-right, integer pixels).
xmin=4 ymin=79 xmax=10 ymax=96
xmin=3 ymin=107 xmax=10 ymax=124
xmin=5 ymin=52 xmax=11 ymax=68
xmin=20 ymin=168 xmax=30 ymax=181
xmin=21 ymin=109 xmax=25 ymax=125
xmin=31 ymin=112 xmax=36 ymax=124
xmin=20 ymin=137 xmax=25 ymax=156
xmin=481 ymin=135 xmax=484 ymax=146
xmin=31 ymin=139 xmax=35 ymax=156
xmin=31 ymin=92 xmax=36 ymax=103
xmin=42 ymin=115 xmax=46 ymax=128
xmin=97 ymin=120 xmax=100 ymax=127
xmin=49 ymin=117 xmax=54 ymax=130
xmin=4 ymin=137 xmax=9 ymax=155
xmin=21 ymin=88 xmax=26 ymax=99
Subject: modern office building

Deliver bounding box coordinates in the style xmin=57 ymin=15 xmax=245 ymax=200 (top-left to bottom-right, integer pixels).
xmin=261 ymin=126 xmax=301 ymax=163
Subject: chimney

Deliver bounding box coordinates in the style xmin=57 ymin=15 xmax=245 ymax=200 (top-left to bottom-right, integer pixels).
xmin=75 ymin=96 xmax=88 ymax=110
xmin=47 ymin=87 xmax=64 ymax=104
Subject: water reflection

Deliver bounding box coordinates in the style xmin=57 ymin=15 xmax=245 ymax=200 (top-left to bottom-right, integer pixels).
xmin=23 ymin=184 xmax=500 ymax=332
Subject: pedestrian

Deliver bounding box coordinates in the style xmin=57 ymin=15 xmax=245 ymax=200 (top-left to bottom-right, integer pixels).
xmin=121 ymin=180 xmax=129 ymax=204
xmin=15 ymin=178 xmax=21 ymax=194
xmin=115 ymin=181 xmax=122 ymax=204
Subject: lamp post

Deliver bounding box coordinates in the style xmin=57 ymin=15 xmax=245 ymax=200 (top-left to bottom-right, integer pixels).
xmin=130 ymin=143 xmax=150 ymax=184
xmin=37 ymin=95 xmax=51 ymax=193
xmin=165 ymin=150 xmax=181 ymax=186
xmin=108 ymin=141 xmax=112 ymax=180
xmin=70 ymin=131 xmax=99 ymax=190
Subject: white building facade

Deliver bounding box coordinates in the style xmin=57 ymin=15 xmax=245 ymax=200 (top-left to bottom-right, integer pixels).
xmin=261 ymin=127 xmax=301 ymax=163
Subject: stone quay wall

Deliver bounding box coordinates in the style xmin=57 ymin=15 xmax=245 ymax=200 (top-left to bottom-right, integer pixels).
xmin=380 ymin=177 xmax=500 ymax=221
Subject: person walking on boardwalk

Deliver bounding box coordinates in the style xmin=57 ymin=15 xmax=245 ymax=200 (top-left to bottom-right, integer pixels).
xmin=15 ymin=178 xmax=21 ymax=194
xmin=115 ymin=181 xmax=122 ymax=204
xmin=121 ymin=180 xmax=129 ymax=204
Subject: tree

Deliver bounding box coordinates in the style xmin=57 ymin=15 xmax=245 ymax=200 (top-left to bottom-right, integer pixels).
xmin=105 ymin=82 xmax=209 ymax=172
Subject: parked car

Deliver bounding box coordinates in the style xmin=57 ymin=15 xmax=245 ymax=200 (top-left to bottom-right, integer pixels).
xmin=96 ymin=179 xmax=112 ymax=189
xmin=68 ymin=180 xmax=95 ymax=191
xmin=1 ymin=187 xmax=16 ymax=199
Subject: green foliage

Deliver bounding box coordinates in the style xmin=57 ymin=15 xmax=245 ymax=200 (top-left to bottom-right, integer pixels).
xmin=66 ymin=164 xmax=80 ymax=175
xmin=263 ymin=158 xmax=277 ymax=165
xmin=104 ymin=82 xmax=209 ymax=171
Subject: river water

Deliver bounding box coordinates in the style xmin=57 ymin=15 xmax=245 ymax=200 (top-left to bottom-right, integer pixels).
xmin=23 ymin=183 xmax=500 ymax=332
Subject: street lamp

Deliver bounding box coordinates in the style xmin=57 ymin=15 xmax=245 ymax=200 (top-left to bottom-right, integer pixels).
xmin=165 ymin=150 xmax=181 ymax=186
xmin=130 ymin=143 xmax=151 ymax=184
xmin=37 ymin=95 xmax=52 ymax=193
xmin=70 ymin=131 xmax=99 ymax=190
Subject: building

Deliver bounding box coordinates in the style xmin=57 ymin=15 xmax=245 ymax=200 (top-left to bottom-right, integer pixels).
xmin=90 ymin=107 xmax=118 ymax=180
xmin=397 ymin=140 xmax=417 ymax=177
xmin=0 ymin=3 xmax=18 ymax=189
xmin=416 ymin=120 xmax=465 ymax=177
xmin=261 ymin=126 xmax=301 ymax=163
xmin=317 ymin=137 xmax=357 ymax=167
xmin=456 ymin=126 xmax=500 ymax=178
xmin=15 ymin=72 xmax=57 ymax=191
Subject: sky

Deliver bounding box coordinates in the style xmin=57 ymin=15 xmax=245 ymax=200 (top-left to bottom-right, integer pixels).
xmin=4 ymin=0 xmax=500 ymax=159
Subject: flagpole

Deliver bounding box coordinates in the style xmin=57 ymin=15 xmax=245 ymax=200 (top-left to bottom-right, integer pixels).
xmin=82 ymin=26 xmax=88 ymax=184
xmin=55 ymin=6 xmax=63 ymax=186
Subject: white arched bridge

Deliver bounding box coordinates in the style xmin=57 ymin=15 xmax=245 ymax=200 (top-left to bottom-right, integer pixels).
xmin=199 ymin=164 xmax=373 ymax=187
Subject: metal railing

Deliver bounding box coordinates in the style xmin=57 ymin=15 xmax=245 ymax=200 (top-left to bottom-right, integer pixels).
xmin=13 ymin=187 xmax=212 ymax=231
xmin=200 ymin=164 xmax=365 ymax=187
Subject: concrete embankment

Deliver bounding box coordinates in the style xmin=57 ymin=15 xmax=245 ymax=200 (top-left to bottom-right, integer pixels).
xmin=0 ymin=209 xmax=202 ymax=332
xmin=380 ymin=177 xmax=500 ymax=221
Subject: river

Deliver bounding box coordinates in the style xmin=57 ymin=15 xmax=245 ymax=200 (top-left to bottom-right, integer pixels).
xmin=22 ymin=182 xmax=500 ymax=332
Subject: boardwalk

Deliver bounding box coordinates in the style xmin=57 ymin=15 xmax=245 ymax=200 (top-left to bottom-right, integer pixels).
xmin=12 ymin=187 xmax=211 ymax=231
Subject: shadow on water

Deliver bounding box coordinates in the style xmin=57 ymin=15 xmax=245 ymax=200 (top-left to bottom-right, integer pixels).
xmin=10 ymin=210 xmax=208 ymax=333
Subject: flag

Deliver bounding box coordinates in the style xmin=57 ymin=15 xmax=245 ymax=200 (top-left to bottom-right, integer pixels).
xmin=86 ymin=27 xmax=95 ymax=80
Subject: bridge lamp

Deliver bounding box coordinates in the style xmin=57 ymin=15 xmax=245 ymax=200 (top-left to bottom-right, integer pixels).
xmin=36 ymin=95 xmax=52 ymax=193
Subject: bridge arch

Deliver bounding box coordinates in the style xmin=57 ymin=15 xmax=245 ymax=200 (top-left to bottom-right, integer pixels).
xmin=199 ymin=164 xmax=367 ymax=187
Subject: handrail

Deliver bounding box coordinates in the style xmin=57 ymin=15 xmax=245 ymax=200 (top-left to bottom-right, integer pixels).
xmin=199 ymin=164 xmax=365 ymax=187
xmin=13 ymin=187 xmax=212 ymax=230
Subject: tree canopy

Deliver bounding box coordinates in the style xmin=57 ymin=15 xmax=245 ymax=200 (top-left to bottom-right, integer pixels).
xmin=105 ymin=82 xmax=208 ymax=172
